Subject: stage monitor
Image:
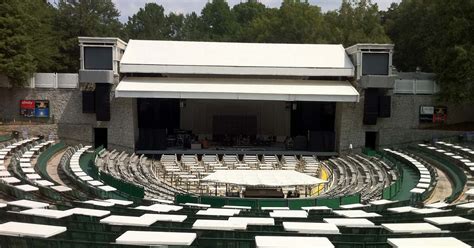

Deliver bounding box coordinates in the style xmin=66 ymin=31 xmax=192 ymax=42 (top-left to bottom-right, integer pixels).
xmin=84 ymin=47 xmax=113 ymax=70
xmin=362 ymin=53 xmax=389 ymax=75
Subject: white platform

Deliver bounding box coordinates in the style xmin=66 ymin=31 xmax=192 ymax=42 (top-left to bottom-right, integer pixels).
xmin=116 ymin=230 xmax=196 ymax=246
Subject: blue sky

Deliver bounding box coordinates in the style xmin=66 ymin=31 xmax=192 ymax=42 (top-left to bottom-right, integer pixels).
xmin=49 ymin=0 xmax=401 ymax=22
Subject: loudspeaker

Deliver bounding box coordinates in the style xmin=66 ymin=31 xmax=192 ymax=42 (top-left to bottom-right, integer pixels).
xmin=95 ymin=84 xmax=111 ymax=121
xmin=363 ymin=89 xmax=379 ymax=125
xmin=378 ymin=95 xmax=391 ymax=118
xmin=82 ymin=91 xmax=95 ymax=113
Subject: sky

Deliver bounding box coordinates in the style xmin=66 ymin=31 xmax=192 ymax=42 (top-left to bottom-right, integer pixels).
xmin=112 ymin=0 xmax=401 ymax=22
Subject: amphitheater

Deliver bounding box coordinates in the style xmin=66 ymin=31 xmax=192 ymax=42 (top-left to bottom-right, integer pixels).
xmin=0 ymin=38 xmax=474 ymax=247
xmin=0 ymin=134 xmax=473 ymax=247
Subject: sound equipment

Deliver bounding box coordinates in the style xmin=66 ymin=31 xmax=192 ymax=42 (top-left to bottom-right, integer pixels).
xmin=363 ymin=89 xmax=379 ymax=125
xmin=82 ymin=91 xmax=95 ymax=113
xmin=378 ymin=95 xmax=391 ymax=118
xmin=95 ymin=84 xmax=111 ymax=121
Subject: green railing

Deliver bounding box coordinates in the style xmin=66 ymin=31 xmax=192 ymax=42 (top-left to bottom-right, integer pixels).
xmin=36 ymin=142 xmax=66 ymax=182
xmin=0 ymin=134 xmax=12 ymax=143
xmin=99 ymin=172 xmax=145 ymax=199
xmin=176 ymin=193 xmax=361 ymax=209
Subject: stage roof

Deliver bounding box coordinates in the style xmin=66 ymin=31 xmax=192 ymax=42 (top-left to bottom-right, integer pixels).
xmin=201 ymin=170 xmax=327 ymax=187
xmin=120 ymin=40 xmax=354 ymax=77
xmin=115 ymin=77 xmax=360 ymax=102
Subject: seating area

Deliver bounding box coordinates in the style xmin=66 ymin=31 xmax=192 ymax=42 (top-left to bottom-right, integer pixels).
xmin=321 ymin=154 xmax=399 ymax=202
xmin=1 ymin=136 xmax=474 ymax=247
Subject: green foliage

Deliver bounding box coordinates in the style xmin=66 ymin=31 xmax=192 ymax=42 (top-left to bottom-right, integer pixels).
xmin=0 ymin=0 xmax=37 ymax=86
xmin=54 ymin=0 xmax=122 ymax=72
xmin=200 ymin=0 xmax=239 ymax=41
xmin=384 ymin=0 xmax=474 ymax=102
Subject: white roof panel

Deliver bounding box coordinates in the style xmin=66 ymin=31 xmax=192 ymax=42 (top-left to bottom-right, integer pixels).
xmin=120 ymin=40 xmax=354 ymax=77
xmin=116 ymin=77 xmax=359 ymax=102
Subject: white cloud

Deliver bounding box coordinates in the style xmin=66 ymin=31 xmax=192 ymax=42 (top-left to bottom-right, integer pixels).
xmin=113 ymin=0 xmax=401 ymax=22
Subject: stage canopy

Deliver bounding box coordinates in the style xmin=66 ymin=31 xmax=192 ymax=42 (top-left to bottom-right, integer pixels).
xmin=115 ymin=77 xmax=359 ymax=102
xmin=201 ymin=170 xmax=327 ymax=187
xmin=120 ymin=40 xmax=354 ymax=77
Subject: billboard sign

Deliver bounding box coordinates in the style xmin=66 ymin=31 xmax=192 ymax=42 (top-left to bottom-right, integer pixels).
xmin=34 ymin=100 xmax=50 ymax=118
xmin=20 ymin=100 xmax=50 ymax=118
xmin=419 ymin=105 xmax=447 ymax=123
xmin=20 ymin=100 xmax=35 ymax=117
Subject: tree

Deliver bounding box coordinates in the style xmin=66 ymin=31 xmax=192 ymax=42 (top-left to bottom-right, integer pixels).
xmin=180 ymin=12 xmax=206 ymax=41
xmin=200 ymin=0 xmax=239 ymax=41
xmin=0 ymin=0 xmax=36 ymax=86
xmin=246 ymin=0 xmax=327 ymax=43
xmin=124 ymin=3 xmax=169 ymax=40
xmin=54 ymin=0 xmax=123 ymax=72
xmin=232 ymin=0 xmax=266 ymax=41
xmin=325 ymin=0 xmax=390 ymax=46
xmin=384 ymin=0 xmax=474 ymax=102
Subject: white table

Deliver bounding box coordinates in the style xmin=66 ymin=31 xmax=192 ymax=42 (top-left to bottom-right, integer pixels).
xmin=301 ymin=206 xmax=332 ymax=212
xmin=387 ymin=237 xmax=470 ymax=248
xmin=100 ymin=215 xmax=159 ymax=227
xmin=0 ymin=171 xmax=11 ymax=177
xmin=323 ymin=218 xmax=375 ymax=227
xmin=424 ymin=216 xmax=473 ymax=225
xmin=83 ymin=200 xmax=114 ymax=207
xmin=339 ymin=203 xmax=368 ymax=209
xmin=35 ymin=180 xmax=55 ymax=187
xmin=381 ymin=223 xmax=444 ymax=233
xmin=0 ymin=222 xmax=66 ymax=238
xmin=150 ymin=199 xmax=174 ymax=204
xmin=135 ymin=203 xmax=183 ymax=213
xmin=369 ymin=199 xmax=398 ymax=206
xmin=116 ymin=230 xmax=196 ymax=246
xmin=333 ymin=210 xmax=381 ymax=218
xmin=270 ymin=210 xmax=308 ymax=218
xmin=388 ymin=206 xmax=418 ymax=213
xmin=15 ymin=184 xmax=39 ymax=192
xmin=192 ymin=219 xmax=247 ymax=231
xmin=8 ymin=199 xmax=49 ymax=209
xmin=283 ymin=222 xmax=340 ymax=234
xmin=51 ymin=185 xmax=72 ymax=192
xmin=255 ymin=236 xmax=334 ymax=248
xmin=65 ymin=208 xmax=110 ymax=217
xmin=87 ymin=180 xmax=104 ymax=186
xmin=411 ymin=208 xmax=450 ymax=215
xmin=228 ymin=217 xmax=275 ymax=226
xmin=20 ymin=209 xmax=72 ymax=219
xmin=184 ymin=203 xmax=210 ymax=208
xmin=197 ymin=208 xmax=240 ymax=216
xmin=1 ymin=177 xmax=20 ymax=184
xmin=223 ymin=205 xmax=251 ymax=210
xmin=261 ymin=207 xmax=289 ymax=211
xmin=105 ymin=199 xmax=134 ymax=206
xmin=79 ymin=176 xmax=93 ymax=181
xmin=98 ymin=185 xmax=117 ymax=192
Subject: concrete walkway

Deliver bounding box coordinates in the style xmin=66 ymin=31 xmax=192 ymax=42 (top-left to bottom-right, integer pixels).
xmin=46 ymin=149 xmax=67 ymax=185
xmin=425 ymin=168 xmax=453 ymax=203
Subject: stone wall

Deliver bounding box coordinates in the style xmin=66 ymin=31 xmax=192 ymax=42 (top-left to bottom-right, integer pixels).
xmin=336 ymin=92 xmax=472 ymax=152
xmin=0 ymin=87 xmax=136 ymax=152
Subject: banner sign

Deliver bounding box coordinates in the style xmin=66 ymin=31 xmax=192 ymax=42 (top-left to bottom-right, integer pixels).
xmin=419 ymin=105 xmax=447 ymax=123
xmin=20 ymin=100 xmax=35 ymax=117
xmin=20 ymin=100 xmax=50 ymax=118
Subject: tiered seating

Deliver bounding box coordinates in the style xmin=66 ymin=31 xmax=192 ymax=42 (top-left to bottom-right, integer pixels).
xmin=322 ymin=154 xmax=398 ymax=202
xmin=0 ymin=194 xmax=472 ymax=247
xmin=384 ymin=149 xmax=437 ymax=199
